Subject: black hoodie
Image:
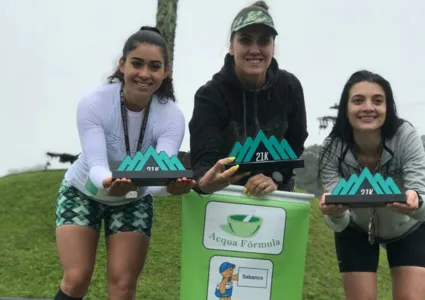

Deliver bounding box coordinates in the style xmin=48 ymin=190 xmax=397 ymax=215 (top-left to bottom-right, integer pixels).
xmin=189 ymin=54 xmax=308 ymax=192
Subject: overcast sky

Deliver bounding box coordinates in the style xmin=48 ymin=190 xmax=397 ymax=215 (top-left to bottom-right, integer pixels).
xmin=1 ymin=0 xmax=424 ymax=176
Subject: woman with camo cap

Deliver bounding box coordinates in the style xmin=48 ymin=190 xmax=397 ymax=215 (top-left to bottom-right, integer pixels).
xmin=189 ymin=1 xmax=308 ymax=197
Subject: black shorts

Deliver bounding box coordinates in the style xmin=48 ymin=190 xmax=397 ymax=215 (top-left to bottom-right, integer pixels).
xmin=335 ymin=222 xmax=425 ymax=273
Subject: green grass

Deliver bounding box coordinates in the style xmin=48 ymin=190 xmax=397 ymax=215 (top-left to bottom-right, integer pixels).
xmin=0 ymin=170 xmax=392 ymax=299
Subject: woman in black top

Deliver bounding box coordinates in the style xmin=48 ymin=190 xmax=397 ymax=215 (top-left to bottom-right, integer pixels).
xmin=189 ymin=1 xmax=308 ymax=196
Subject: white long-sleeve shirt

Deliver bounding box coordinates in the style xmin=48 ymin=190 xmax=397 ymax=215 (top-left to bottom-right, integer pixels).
xmin=64 ymin=82 xmax=186 ymax=205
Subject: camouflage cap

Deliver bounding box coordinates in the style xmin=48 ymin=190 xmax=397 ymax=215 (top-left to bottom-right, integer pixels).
xmin=231 ymin=8 xmax=277 ymax=35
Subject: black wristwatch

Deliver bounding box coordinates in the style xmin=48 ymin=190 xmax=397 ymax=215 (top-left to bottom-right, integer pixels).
xmin=272 ymin=171 xmax=284 ymax=185
xmin=416 ymin=191 xmax=423 ymax=207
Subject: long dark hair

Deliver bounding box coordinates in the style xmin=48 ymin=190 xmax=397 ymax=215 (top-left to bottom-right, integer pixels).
xmin=318 ymin=70 xmax=404 ymax=178
xmin=107 ymin=26 xmax=175 ymax=101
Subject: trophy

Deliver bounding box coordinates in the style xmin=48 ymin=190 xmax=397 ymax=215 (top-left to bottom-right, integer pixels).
xmin=225 ymin=130 xmax=304 ymax=172
xmin=112 ymin=145 xmax=193 ymax=186
xmin=324 ymin=167 xmax=406 ymax=208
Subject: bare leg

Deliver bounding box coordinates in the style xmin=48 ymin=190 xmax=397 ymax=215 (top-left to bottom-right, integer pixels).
xmin=56 ymin=225 xmax=99 ymax=297
xmin=340 ymin=272 xmax=377 ymax=300
xmin=391 ymin=266 xmax=425 ymax=299
xmin=106 ymin=232 xmax=150 ymax=300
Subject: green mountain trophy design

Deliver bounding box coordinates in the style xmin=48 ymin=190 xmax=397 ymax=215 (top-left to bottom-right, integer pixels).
xmin=225 ymin=129 xmax=304 ymax=172
xmin=112 ymin=145 xmax=193 ymax=186
xmin=324 ymin=167 xmax=406 ymax=208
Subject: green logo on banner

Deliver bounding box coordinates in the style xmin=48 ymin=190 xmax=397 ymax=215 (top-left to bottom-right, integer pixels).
xmin=221 ymin=213 xmax=263 ymax=238
xmin=229 ymin=130 xmax=297 ymax=163
xmin=331 ymin=167 xmax=401 ymax=196
xmin=117 ymin=145 xmax=186 ymax=172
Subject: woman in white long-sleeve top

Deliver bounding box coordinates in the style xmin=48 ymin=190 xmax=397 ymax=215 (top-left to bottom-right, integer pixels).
xmin=318 ymin=70 xmax=425 ymax=300
xmin=53 ymin=26 xmax=195 ymax=300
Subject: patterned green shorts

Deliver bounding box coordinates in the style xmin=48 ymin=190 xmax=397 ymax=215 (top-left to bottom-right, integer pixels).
xmin=55 ymin=180 xmax=154 ymax=238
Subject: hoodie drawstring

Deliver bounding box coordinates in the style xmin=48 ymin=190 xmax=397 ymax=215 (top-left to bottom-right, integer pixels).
xmin=253 ymin=92 xmax=260 ymax=131
xmin=243 ymin=90 xmax=247 ymax=139
xmin=242 ymin=90 xmax=261 ymax=140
